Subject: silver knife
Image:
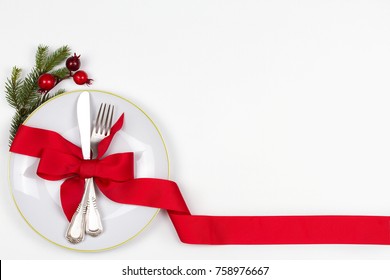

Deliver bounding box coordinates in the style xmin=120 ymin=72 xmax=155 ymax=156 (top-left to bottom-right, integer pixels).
xmin=65 ymin=91 xmax=94 ymax=244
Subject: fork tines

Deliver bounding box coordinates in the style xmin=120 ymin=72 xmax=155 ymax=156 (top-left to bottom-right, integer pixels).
xmin=94 ymin=103 xmax=114 ymax=136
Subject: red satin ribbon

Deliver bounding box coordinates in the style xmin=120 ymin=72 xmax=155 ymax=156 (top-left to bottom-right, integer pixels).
xmin=10 ymin=116 xmax=390 ymax=245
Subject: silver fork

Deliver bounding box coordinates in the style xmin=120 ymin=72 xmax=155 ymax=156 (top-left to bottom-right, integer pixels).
xmin=85 ymin=103 xmax=114 ymax=237
xmin=65 ymin=103 xmax=114 ymax=243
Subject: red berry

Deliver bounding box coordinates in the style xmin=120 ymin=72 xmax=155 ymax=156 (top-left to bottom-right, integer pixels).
xmin=38 ymin=73 xmax=56 ymax=91
xmin=66 ymin=53 xmax=81 ymax=71
xmin=73 ymin=70 xmax=93 ymax=85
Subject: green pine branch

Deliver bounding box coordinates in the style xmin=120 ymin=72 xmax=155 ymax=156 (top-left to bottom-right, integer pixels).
xmin=5 ymin=45 xmax=73 ymax=146
xmin=8 ymin=111 xmax=28 ymax=146
xmin=35 ymin=45 xmax=49 ymax=71
xmin=5 ymin=67 xmax=23 ymax=110
xmin=18 ymin=67 xmax=41 ymax=109
xmin=50 ymin=67 xmax=70 ymax=79
xmin=43 ymin=45 xmax=71 ymax=72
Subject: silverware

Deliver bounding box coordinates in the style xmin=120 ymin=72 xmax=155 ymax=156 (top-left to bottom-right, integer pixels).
xmin=65 ymin=91 xmax=92 ymax=244
xmin=85 ymin=103 xmax=114 ymax=237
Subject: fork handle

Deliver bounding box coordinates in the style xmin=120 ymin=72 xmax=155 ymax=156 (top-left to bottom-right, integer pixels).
xmin=85 ymin=180 xmax=103 ymax=237
xmin=65 ymin=178 xmax=90 ymax=244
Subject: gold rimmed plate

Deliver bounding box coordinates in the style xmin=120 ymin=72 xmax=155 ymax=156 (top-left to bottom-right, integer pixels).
xmin=9 ymin=90 xmax=169 ymax=251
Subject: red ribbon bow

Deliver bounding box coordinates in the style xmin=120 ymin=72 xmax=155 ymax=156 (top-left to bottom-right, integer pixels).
xmin=37 ymin=150 xmax=134 ymax=181
xmin=10 ymin=114 xmax=390 ymax=245
xmin=11 ymin=114 xmax=135 ymax=221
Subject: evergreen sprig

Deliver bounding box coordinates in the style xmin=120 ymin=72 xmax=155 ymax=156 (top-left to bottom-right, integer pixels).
xmin=5 ymin=45 xmax=72 ymax=145
xmin=35 ymin=45 xmax=49 ymax=71
xmin=5 ymin=67 xmax=23 ymax=110
xmin=43 ymin=46 xmax=71 ymax=72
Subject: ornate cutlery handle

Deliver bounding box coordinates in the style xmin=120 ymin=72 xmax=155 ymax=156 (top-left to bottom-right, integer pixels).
xmin=85 ymin=181 xmax=103 ymax=236
xmin=65 ymin=178 xmax=90 ymax=244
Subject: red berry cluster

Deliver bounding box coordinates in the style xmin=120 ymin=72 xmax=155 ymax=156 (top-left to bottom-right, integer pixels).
xmin=37 ymin=53 xmax=93 ymax=93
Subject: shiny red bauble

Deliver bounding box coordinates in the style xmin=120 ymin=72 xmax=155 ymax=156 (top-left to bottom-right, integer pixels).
xmin=38 ymin=73 xmax=56 ymax=90
xmin=73 ymin=70 xmax=91 ymax=85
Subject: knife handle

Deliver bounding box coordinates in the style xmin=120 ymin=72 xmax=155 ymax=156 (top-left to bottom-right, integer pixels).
xmin=85 ymin=180 xmax=103 ymax=237
xmin=65 ymin=178 xmax=89 ymax=244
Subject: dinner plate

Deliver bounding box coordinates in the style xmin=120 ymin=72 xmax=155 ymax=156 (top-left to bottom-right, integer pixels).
xmin=9 ymin=90 xmax=169 ymax=251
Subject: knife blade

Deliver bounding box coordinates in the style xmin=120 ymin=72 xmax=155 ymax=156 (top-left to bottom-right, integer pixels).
xmin=65 ymin=91 xmax=92 ymax=244
xmin=77 ymin=91 xmax=91 ymax=160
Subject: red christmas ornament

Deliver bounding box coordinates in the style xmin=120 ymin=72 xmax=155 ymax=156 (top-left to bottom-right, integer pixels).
xmin=66 ymin=53 xmax=81 ymax=71
xmin=73 ymin=70 xmax=93 ymax=85
xmin=38 ymin=73 xmax=56 ymax=91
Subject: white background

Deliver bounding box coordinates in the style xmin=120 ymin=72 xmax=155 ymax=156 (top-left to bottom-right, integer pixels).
xmin=1 ymin=0 xmax=390 ymax=259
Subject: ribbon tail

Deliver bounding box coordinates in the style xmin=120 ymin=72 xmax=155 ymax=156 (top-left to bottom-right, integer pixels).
xmin=169 ymin=214 xmax=390 ymax=245
xmin=95 ymin=178 xmax=190 ymax=213
xmin=95 ymin=177 xmax=390 ymax=245
xmin=60 ymin=177 xmax=86 ymax=221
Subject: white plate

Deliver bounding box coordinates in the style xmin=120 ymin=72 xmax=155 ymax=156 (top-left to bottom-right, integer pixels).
xmin=9 ymin=90 xmax=169 ymax=251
